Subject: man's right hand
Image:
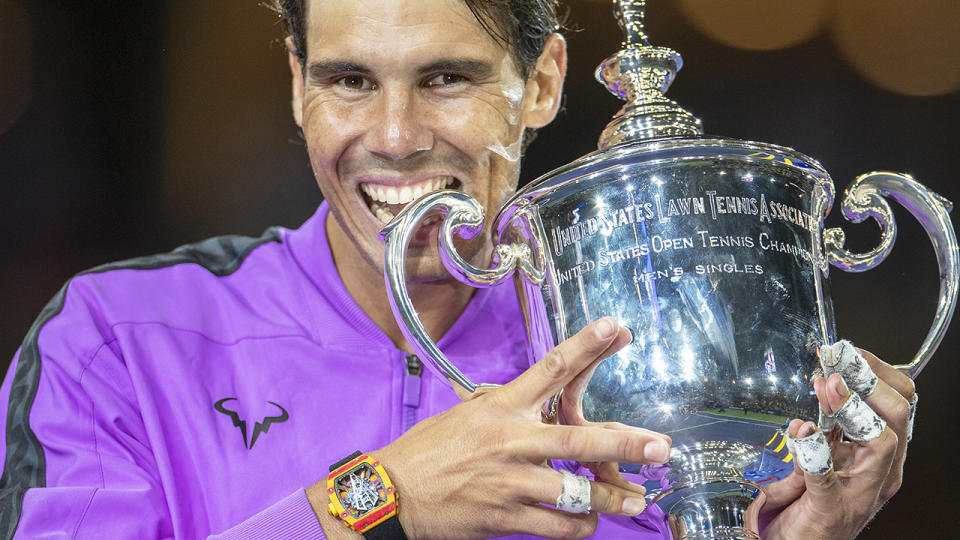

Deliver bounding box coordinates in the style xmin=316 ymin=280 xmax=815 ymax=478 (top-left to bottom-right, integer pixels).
xmin=365 ymin=317 xmax=671 ymax=539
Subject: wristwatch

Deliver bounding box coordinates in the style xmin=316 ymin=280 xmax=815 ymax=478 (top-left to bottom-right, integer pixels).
xmin=326 ymin=451 xmax=407 ymax=539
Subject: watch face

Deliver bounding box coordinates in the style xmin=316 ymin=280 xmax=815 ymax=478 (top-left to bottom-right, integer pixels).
xmin=334 ymin=462 xmax=387 ymax=518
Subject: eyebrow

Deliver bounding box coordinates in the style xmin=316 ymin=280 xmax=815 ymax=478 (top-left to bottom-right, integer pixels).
xmin=416 ymin=59 xmax=495 ymax=79
xmin=308 ymin=61 xmax=370 ymax=83
xmin=307 ymin=58 xmax=496 ymax=83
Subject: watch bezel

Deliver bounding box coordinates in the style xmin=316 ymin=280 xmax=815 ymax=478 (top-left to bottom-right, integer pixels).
xmin=326 ymin=453 xmax=399 ymax=533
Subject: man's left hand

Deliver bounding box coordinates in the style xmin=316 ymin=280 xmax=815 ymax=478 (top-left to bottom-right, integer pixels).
xmin=759 ymin=346 xmax=916 ymax=539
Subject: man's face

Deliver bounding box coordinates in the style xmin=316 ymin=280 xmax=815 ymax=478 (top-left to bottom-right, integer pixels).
xmin=293 ymin=0 xmax=565 ymax=280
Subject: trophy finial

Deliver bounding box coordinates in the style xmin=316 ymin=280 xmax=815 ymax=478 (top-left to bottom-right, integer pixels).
xmin=614 ymin=0 xmax=648 ymax=47
xmin=597 ymin=0 xmax=703 ymax=149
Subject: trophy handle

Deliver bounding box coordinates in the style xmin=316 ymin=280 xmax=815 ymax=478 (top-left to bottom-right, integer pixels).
xmin=379 ymin=190 xmax=541 ymax=393
xmin=824 ymin=171 xmax=959 ymax=378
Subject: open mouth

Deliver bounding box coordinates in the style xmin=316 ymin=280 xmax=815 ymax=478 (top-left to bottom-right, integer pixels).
xmin=360 ymin=176 xmax=461 ymax=224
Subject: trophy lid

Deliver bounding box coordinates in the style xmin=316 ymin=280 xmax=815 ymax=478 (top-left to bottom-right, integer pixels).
xmin=597 ymin=0 xmax=703 ymax=149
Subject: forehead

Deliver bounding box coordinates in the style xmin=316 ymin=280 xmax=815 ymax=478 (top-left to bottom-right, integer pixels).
xmin=304 ymin=0 xmax=507 ymax=62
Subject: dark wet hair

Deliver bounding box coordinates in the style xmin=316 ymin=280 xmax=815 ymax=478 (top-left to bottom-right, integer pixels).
xmin=268 ymin=0 xmax=564 ymax=79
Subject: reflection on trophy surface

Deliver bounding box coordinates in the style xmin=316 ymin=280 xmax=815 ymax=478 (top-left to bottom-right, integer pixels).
xmin=381 ymin=1 xmax=959 ymax=538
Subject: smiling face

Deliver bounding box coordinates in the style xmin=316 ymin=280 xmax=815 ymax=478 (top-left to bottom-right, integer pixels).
xmin=292 ymin=0 xmax=566 ymax=283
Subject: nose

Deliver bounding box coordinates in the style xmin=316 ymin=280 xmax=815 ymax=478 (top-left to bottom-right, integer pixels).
xmin=362 ymin=88 xmax=434 ymax=161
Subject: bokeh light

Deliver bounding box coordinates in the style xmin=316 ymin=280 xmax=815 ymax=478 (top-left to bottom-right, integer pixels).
xmin=674 ymin=0 xmax=829 ymax=51
xmin=832 ymin=0 xmax=960 ymax=96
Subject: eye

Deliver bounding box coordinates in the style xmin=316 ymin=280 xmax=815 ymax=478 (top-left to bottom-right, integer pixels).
xmin=336 ymin=75 xmax=375 ymax=91
xmin=425 ymin=73 xmax=468 ymax=87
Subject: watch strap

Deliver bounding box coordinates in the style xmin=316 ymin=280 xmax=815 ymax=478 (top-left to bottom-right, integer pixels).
xmin=363 ymin=514 xmax=407 ymax=540
xmin=330 ymin=450 xmax=363 ymax=472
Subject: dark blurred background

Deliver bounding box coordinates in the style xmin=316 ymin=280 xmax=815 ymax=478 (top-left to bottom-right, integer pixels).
xmin=1 ymin=0 xmax=957 ymax=536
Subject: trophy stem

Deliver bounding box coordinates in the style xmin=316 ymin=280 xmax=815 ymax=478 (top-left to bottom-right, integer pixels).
xmin=645 ymin=441 xmax=766 ymax=539
xmin=657 ymin=481 xmax=763 ymax=540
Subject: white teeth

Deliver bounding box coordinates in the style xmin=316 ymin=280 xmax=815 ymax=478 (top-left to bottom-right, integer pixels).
xmin=360 ymin=176 xmax=458 ymax=205
xmin=385 ymin=186 xmax=399 ymax=205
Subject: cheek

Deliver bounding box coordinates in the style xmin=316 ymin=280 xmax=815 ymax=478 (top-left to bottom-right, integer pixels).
xmin=435 ymin=91 xmax=525 ymax=165
xmin=301 ymin=96 xmax=361 ymax=166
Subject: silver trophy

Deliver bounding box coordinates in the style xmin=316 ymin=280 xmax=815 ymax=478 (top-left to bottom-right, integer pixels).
xmin=380 ymin=1 xmax=959 ymax=538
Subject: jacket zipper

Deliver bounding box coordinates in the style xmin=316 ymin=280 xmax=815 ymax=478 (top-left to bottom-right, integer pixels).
xmin=402 ymin=354 xmax=422 ymax=432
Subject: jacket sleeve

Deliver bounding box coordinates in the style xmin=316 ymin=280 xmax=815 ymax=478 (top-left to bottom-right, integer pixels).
xmin=207 ymin=489 xmax=326 ymax=539
xmin=0 ymin=279 xmax=176 ymax=539
xmin=0 ymin=278 xmax=333 ymax=540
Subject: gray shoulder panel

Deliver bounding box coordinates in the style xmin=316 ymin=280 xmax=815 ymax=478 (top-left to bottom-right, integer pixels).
xmin=0 ymin=227 xmax=282 ymax=539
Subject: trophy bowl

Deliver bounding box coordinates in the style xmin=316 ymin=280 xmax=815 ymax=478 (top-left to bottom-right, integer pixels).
xmin=379 ymin=1 xmax=959 ymax=538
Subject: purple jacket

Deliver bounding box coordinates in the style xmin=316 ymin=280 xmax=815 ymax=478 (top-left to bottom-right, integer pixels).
xmin=0 ymin=202 xmax=669 ymax=538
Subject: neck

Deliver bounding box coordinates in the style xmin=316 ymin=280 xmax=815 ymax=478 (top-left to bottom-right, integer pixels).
xmin=326 ymin=213 xmax=476 ymax=353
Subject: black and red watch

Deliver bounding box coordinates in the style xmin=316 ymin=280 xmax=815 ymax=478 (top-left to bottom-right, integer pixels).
xmin=326 ymin=451 xmax=407 ymax=539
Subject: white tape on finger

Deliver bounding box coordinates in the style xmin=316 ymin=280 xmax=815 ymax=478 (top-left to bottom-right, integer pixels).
xmin=791 ymin=429 xmax=833 ymax=476
xmin=820 ymin=340 xmax=878 ymax=398
xmin=784 ymin=429 xmax=796 ymax=457
xmin=556 ymin=469 xmax=592 ymax=514
xmin=836 ymin=392 xmax=887 ymax=442
xmin=906 ymin=392 xmax=918 ymax=443
xmin=818 ymin=408 xmax=837 ymax=434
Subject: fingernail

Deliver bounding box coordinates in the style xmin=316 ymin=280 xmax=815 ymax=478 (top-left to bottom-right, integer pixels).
xmin=622 ymin=497 xmax=646 ymax=515
xmin=643 ymin=439 xmax=669 ymax=463
xmin=798 ymin=421 xmax=816 ymax=438
xmin=835 ymin=374 xmax=850 ymax=397
xmin=595 ymin=317 xmax=616 ymax=339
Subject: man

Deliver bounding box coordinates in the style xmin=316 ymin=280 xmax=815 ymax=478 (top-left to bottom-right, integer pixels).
xmin=0 ymin=0 xmax=915 ymax=538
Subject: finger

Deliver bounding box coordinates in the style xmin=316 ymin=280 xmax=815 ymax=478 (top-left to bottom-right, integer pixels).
xmin=787 ymin=422 xmax=843 ymax=508
xmin=851 ymin=351 xmax=914 ymax=499
xmin=503 ymin=317 xmax=630 ymax=410
xmin=759 ymin=470 xmax=806 ymax=515
xmin=820 ymin=340 xmax=878 ymax=397
xmin=824 ymin=376 xmax=887 ymax=442
xmin=857 ymin=348 xmax=917 ymax=445
xmin=905 ymin=393 xmax=918 ymax=443
xmin=514 ymin=423 xmax=671 ymax=465
xmin=859 ymin=348 xmax=916 ymax=401
xmin=510 ymin=504 xmax=598 ymax=540
xmin=587 ymin=460 xmax=647 ymax=496
xmin=592 ymin=421 xmax=673 ymax=448
xmin=822 ymin=347 xmax=912 ymax=440
xmin=527 ymin=467 xmax=649 ymax=517
xmin=813 ymin=377 xmax=838 ymax=433
xmin=789 ymin=421 xmax=833 ymax=476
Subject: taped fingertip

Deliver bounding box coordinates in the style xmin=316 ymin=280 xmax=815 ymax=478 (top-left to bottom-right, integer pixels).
xmin=836 ymin=392 xmax=887 ymax=442
xmin=906 ymin=392 xmax=919 ymax=443
xmin=822 ymin=340 xmax=879 ymax=398
xmin=791 ymin=428 xmax=833 ymax=476
xmin=819 ymin=343 xmax=838 ymax=368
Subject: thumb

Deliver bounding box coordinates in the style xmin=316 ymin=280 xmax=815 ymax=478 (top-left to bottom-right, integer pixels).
xmin=500 ymin=317 xmax=628 ymax=410
xmin=790 ymin=422 xmax=842 ymax=505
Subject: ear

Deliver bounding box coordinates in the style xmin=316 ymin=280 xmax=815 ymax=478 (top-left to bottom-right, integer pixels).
xmin=286 ymin=37 xmax=305 ymax=128
xmin=521 ymin=33 xmax=568 ymax=129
